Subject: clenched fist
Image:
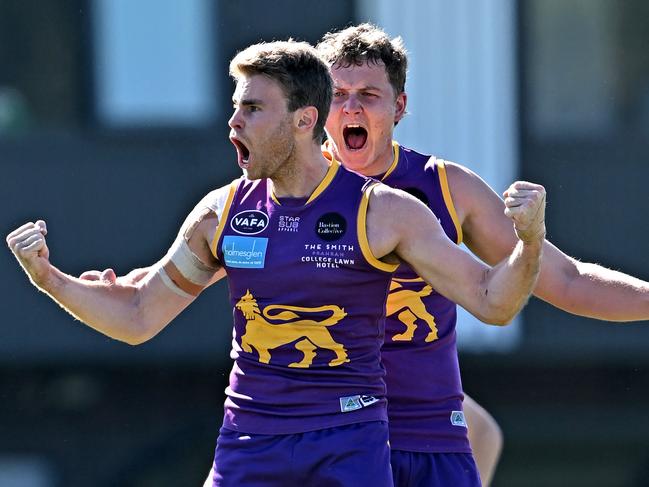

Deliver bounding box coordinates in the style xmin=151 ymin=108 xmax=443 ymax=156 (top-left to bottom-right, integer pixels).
xmin=6 ymin=220 xmax=52 ymax=286
xmin=503 ymin=182 xmax=546 ymax=244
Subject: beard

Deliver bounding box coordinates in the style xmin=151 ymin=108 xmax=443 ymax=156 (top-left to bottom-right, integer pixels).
xmin=246 ymin=114 xmax=297 ymax=181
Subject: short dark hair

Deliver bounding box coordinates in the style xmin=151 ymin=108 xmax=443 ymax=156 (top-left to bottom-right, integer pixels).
xmin=230 ymin=40 xmax=332 ymax=141
xmin=317 ymin=23 xmax=408 ymax=96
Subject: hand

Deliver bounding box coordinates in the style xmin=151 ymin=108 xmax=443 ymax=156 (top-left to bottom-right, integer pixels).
xmin=503 ymin=181 xmax=546 ymax=244
xmin=6 ymin=220 xmax=52 ymax=286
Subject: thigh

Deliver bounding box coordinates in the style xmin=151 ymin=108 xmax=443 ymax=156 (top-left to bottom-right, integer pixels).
xmin=294 ymin=421 xmax=393 ymax=487
xmin=212 ymin=422 xmax=393 ymax=487
xmin=211 ymin=427 xmax=293 ymax=487
xmin=391 ymin=450 xmax=481 ymax=487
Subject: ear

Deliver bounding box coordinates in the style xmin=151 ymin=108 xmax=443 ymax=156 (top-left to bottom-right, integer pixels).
xmin=394 ymin=92 xmax=407 ymax=124
xmin=294 ymin=106 xmax=318 ymax=134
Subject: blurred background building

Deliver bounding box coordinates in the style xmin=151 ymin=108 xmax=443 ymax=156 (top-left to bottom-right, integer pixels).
xmin=1 ymin=0 xmax=649 ymax=485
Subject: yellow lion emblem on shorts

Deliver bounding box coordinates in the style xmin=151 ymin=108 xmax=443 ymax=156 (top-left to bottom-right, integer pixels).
xmin=236 ymin=290 xmax=349 ymax=368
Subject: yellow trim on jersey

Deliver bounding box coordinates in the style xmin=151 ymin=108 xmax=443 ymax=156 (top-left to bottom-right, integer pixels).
xmin=393 ymin=276 xmax=425 ymax=283
xmin=437 ymin=160 xmax=463 ymax=245
xmin=358 ymin=182 xmax=400 ymax=273
xmin=306 ymin=159 xmax=339 ymax=204
xmin=270 ymin=159 xmax=340 ymax=206
xmin=381 ymin=141 xmax=400 ymax=180
xmin=210 ymin=180 xmax=238 ymax=258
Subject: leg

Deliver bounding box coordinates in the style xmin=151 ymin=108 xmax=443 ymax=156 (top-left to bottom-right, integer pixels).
xmin=391 ymin=309 xmax=418 ymax=341
xmin=202 ymin=465 xmax=214 ymax=487
xmin=307 ymin=331 xmax=349 ymax=366
xmin=255 ymin=345 xmax=271 ymax=364
xmin=212 ymin=427 xmax=294 ymax=486
xmin=391 ymin=450 xmax=481 ymax=487
xmin=211 ymin=423 xmax=392 ymax=486
xmin=464 ymin=394 xmax=503 ymax=487
xmin=294 ymin=421 xmax=393 ymax=486
xmin=417 ymin=310 xmax=438 ymax=342
xmin=240 ymin=336 xmax=253 ymax=354
xmin=289 ymin=338 xmax=316 ymax=367
xmin=327 ymin=344 xmax=350 ymax=366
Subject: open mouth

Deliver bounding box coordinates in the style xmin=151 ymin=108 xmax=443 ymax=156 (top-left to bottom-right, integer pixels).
xmin=230 ymin=136 xmax=250 ymax=166
xmin=343 ymin=124 xmax=368 ymax=151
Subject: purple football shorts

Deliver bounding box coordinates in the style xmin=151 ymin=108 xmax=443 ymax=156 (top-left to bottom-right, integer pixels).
xmin=391 ymin=450 xmax=482 ymax=487
xmin=210 ymin=420 xmax=393 ymax=486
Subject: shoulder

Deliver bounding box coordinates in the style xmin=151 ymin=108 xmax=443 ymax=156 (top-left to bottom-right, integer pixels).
xmin=396 ymin=142 xmax=429 ymax=160
xmin=180 ymin=182 xmax=238 ymax=244
xmin=392 ymin=144 xmax=489 ymax=203
xmin=444 ymin=160 xmax=483 ymax=189
xmin=362 ymin=183 xmax=425 ymax=261
xmin=367 ymin=182 xmax=431 ymax=224
xmin=367 ymin=181 xmax=412 ymax=204
xmin=394 ymin=142 xmax=431 ymax=170
xmin=364 ymin=180 xmax=448 ymax=261
xmin=196 ymin=181 xmax=240 ymax=214
xmin=443 ymin=161 xmax=501 ymax=222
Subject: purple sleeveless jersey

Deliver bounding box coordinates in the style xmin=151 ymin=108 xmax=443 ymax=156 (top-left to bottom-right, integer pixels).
xmin=379 ymin=142 xmax=470 ymax=453
xmin=213 ymin=162 xmax=396 ymax=435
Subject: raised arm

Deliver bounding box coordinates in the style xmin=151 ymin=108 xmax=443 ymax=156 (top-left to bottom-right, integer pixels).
xmin=80 ymin=264 xmax=227 ymax=288
xmin=6 ymin=189 xmax=227 ymax=344
xmin=366 ymin=182 xmax=545 ymax=325
xmin=447 ymin=162 xmax=649 ymax=321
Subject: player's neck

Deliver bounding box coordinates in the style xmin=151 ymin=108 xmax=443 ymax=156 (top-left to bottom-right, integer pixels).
xmin=366 ymin=145 xmax=395 ymax=178
xmin=328 ymin=139 xmax=395 ymax=178
xmin=352 ymin=140 xmax=395 ymax=178
xmin=270 ymin=141 xmax=330 ymax=199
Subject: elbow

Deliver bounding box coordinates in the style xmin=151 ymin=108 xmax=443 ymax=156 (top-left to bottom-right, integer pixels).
xmin=488 ymin=302 xmax=521 ymax=325
xmin=120 ymin=320 xmax=153 ymax=345
xmin=488 ymin=314 xmax=515 ymax=326
xmin=478 ymin=289 xmax=529 ymax=325
xmin=478 ymin=306 xmax=518 ymax=326
xmin=122 ymin=330 xmax=151 ymax=346
xmin=123 ymin=317 xmax=164 ymax=345
xmin=122 ymin=295 xmax=163 ymax=345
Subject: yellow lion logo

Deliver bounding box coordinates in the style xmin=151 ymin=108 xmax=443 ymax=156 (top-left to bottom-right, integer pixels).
xmin=386 ymin=279 xmax=438 ymax=342
xmin=236 ymin=290 xmax=349 ymax=368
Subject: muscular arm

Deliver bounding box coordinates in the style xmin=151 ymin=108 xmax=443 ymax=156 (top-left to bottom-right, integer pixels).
xmin=6 ymin=191 xmax=227 ymax=345
xmin=366 ymin=183 xmax=544 ymax=325
xmin=448 ymin=162 xmax=649 ymax=321
xmin=32 ymin=260 xmax=196 ymax=345
xmin=81 ymin=265 xmax=227 ymax=287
